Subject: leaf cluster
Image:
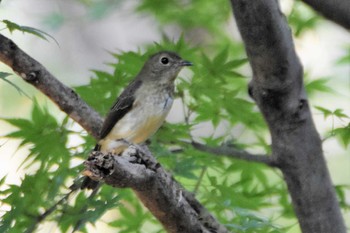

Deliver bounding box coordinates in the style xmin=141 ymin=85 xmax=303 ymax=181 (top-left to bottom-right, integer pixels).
xmin=0 ymin=102 xmax=119 ymax=232
xmin=287 ymin=1 xmax=321 ymax=37
xmin=137 ymin=0 xmax=232 ymax=37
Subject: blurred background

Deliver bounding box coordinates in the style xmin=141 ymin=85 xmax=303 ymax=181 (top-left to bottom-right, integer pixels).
xmin=0 ymin=0 xmax=349 ymax=232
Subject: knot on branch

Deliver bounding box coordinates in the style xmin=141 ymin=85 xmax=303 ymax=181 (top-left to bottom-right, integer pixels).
xmin=22 ymin=70 xmax=40 ymax=83
xmin=249 ymin=77 xmax=309 ymax=132
xmin=83 ymin=151 xmax=115 ymax=181
xmin=83 ymin=145 xmax=156 ymax=188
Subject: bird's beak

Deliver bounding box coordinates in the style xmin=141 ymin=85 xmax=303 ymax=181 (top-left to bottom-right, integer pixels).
xmin=180 ymin=60 xmax=193 ymax=66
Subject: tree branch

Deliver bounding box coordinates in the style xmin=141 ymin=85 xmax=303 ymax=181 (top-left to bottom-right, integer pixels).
xmin=302 ymin=0 xmax=350 ymax=30
xmin=230 ymin=0 xmax=346 ymax=232
xmin=191 ymin=141 xmax=276 ymax=166
xmin=84 ymin=145 xmax=229 ymax=233
xmin=0 ymin=34 xmax=229 ymax=233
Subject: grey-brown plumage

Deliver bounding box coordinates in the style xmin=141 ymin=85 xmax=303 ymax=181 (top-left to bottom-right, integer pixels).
xmin=82 ymin=51 xmax=192 ymax=189
xmin=98 ymin=79 xmax=142 ymax=141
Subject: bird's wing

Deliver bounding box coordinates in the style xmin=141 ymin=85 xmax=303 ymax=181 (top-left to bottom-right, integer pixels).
xmin=99 ymin=79 xmax=143 ymax=139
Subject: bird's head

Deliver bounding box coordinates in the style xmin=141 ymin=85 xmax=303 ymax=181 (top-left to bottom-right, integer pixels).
xmin=139 ymin=51 xmax=192 ymax=83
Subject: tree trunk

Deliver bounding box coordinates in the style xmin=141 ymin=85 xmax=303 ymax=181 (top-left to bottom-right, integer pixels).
xmin=230 ymin=0 xmax=346 ymax=232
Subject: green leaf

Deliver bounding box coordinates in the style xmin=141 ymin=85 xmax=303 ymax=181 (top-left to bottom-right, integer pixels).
xmin=136 ymin=0 xmax=231 ymax=37
xmin=0 ymin=72 xmax=31 ymax=98
xmin=225 ymin=58 xmax=248 ymax=69
xmin=335 ymin=185 xmax=350 ymax=208
xmin=108 ymin=192 xmax=146 ymax=233
xmin=305 ymin=78 xmax=333 ymax=96
xmin=333 ymin=109 xmax=349 ymax=119
xmin=2 ymin=100 xmax=70 ymax=169
xmin=333 ymin=124 xmax=350 ymax=148
xmin=2 ymin=20 xmax=58 ymax=44
xmin=213 ymin=48 xmax=229 ymax=66
xmin=173 ymin=157 xmax=200 ymax=179
xmin=314 ymin=106 xmax=333 ymax=119
xmin=288 ymin=2 xmax=320 ymax=37
xmin=314 ymin=106 xmax=349 ymax=122
xmin=337 ymin=46 xmax=350 ymax=65
xmin=0 ymin=72 xmax=11 ymax=79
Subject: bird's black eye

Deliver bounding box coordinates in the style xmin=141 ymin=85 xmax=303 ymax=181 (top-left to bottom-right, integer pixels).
xmin=161 ymin=57 xmax=169 ymax=65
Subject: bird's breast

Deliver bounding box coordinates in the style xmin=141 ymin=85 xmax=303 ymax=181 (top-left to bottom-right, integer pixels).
xmin=99 ymin=92 xmax=173 ymax=152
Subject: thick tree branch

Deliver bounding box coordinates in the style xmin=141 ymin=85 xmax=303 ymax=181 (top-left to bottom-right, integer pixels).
xmin=0 ymin=34 xmax=229 ymax=233
xmin=302 ymin=0 xmax=350 ymax=30
xmin=191 ymin=141 xmax=276 ymax=166
xmin=230 ymin=0 xmax=346 ymax=232
xmin=85 ymin=146 xmax=229 ymax=233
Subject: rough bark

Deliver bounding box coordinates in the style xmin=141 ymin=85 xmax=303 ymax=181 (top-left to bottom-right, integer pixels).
xmin=191 ymin=141 xmax=275 ymax=166
xmin=0 ymin=33 xmax=229 ymax=233
xmin=230 ymin=0 xmax=346 ymax=232
xmin=302 ymin=0 xmax=350 ymax=30
xmin=85 ymin=146 xmax=228 ymax=233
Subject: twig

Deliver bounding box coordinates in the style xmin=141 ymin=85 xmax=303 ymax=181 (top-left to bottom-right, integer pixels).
xmin=191 ymin=141 xmax=276 ymax=167
xmin=193 ymin=167 xmax=207 ymax=194
xmin=25 ymin=190 xmax=75 ymax=233
xmin=72 ymin=184 xmax=101 ymax=233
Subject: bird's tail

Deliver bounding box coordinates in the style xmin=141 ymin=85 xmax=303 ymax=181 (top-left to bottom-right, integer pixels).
xmin=80 ymin=177 xmax=100 ymax=190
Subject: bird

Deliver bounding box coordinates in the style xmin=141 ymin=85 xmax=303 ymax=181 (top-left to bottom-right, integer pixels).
xmin=81 ymin=51 xmax=192 ymax=189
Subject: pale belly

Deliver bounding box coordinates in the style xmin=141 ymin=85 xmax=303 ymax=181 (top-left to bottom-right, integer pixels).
xmin=99 ymin=95 xmax=173 ymax=153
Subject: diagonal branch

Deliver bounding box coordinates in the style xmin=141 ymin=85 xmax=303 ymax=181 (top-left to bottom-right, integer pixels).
xmin=0 ymin=34 xmax=229 ymax=233
xmin=302 ymin=0 xmax=350 ymax=30
xmin=84 ymin=145 xmax=229 ymax=233
xmin=191 ymin=141 xmax=276 ymax=166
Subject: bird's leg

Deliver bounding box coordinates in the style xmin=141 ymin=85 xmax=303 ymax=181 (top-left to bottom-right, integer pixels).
xmin=107 ymin=138 xmax=133 ymax=155
xmin=113 ymin=140 xmax=159 ymax=171
xmin=109 ymin=139 xmax=144 ymax=165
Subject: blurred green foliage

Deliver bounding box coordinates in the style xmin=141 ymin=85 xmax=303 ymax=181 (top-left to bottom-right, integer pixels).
xmin=0 ymin=0 xmax=349 ymax=233
xmin=287 ymin=1 xmax=321 ymax=37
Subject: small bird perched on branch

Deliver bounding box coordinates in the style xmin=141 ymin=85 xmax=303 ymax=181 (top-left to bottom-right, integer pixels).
xmin=82 ymin=51 xmax=192 ymax=189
